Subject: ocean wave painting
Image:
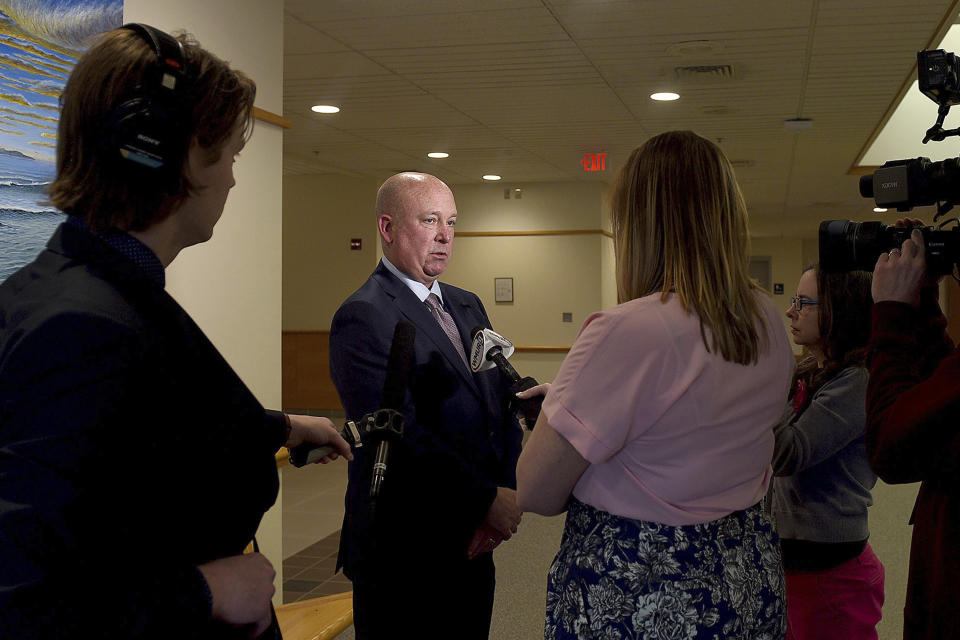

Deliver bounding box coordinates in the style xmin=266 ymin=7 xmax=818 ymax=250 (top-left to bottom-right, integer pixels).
xmin=0 ymin=0 xmax=122 ymax=283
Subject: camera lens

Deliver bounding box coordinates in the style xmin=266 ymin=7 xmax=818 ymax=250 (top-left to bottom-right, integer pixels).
xmin=819 ymin=220 xmax=888 ymax=272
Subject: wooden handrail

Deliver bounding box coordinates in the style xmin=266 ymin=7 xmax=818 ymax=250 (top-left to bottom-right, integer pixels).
xmin=254 ymin=106 xmax=291 ymax=129
xmin=275 ymin=591 xmax=353 ymax=640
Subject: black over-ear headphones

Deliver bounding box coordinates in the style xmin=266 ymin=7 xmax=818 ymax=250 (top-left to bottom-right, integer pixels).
xmin=109 ymin=23 xmax=190 ymax=174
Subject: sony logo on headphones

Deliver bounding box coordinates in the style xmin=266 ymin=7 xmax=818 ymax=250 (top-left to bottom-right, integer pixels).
xmin=136 ymin=133 xmax=161 ymax=146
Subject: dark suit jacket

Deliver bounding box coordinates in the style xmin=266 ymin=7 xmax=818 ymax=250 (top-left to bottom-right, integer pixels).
xmin=330 ymin=262 xmax=522 ymax=582
xmin=0 ymin=224 xmax=284 ymax=639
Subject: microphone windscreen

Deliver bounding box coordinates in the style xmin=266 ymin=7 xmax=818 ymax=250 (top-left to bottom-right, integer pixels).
xmin=380 ymin=321 xmax=416 ymax=411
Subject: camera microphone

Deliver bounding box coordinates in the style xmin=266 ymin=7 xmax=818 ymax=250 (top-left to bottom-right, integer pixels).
xmin=469 ymin=326 xmax=542 ymax=429
xmin=369 ymin=321 xmax=415 ymax=498
xmin=288 ymin=321 xmax=415 ymax=502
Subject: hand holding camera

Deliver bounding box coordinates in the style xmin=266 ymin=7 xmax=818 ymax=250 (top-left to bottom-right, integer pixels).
xmin=872 ymin=222 xmax=930 ymax=306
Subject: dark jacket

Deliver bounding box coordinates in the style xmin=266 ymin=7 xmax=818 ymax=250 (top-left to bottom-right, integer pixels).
xmin=0 ymin=223 xmax=284 ymax=639
xmin=866 ymin=286 xmax=960 ymax=640
xmin=329 ymin=261 xmax=522 ymax=582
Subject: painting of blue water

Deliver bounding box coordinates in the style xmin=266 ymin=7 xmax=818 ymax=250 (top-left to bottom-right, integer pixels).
xmin=0 ymin=152 xmax=60 ymax=282
xmin=0 ymin=0 xmax=122 ymax=283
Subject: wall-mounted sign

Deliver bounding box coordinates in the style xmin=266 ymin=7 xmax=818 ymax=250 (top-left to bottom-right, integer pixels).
xmin=580 ymin=153 xmax=607 ymax=172
xmin=494 ymin=277 xmax=513 ymax=303
xmin=350 ymin=238 xmax=362 ymax=250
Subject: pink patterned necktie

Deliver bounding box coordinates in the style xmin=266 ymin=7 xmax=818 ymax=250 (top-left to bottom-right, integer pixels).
xmin=425 ymin=293 xmax=469 ymax=368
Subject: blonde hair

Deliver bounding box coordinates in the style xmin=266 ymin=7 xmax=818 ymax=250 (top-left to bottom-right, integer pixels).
xmin=610 ymin=130 xmax=767 ymax=364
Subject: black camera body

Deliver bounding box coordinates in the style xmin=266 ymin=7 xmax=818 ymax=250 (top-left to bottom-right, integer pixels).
xmin=919 ymin=49 xmax=960 ymax=106
xmin=819 ymin=220 xmax=960 ymax=276
xmin=832 ymin=48 xmax=960 ymax=277
xmin=859 ymin=157 xmax=960 ymax=212
xmin=856 ymin=49 xmax=960 ymax=213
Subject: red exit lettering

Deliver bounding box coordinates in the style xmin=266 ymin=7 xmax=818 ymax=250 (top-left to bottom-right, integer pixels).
xmin=350 ymin=238 xmax=362 ymax=250
xmin=580 ymin=153 xmax=607 ymax=172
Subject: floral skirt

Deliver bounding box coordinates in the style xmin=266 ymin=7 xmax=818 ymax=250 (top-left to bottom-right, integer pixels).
xmin=545 ymin=498 xmax=786 ymax=640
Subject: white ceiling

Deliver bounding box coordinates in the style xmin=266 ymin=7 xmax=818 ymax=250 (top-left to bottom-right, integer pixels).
xmin=282 ymin=0 xmax=959 ymax=238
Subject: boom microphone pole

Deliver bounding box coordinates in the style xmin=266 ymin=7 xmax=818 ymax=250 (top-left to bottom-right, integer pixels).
xmin=369 ymin=321 xmax=415 ymax=498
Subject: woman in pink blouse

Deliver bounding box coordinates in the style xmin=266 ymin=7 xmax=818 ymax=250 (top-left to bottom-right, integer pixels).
xmin=517 ymin=130 xmax=795 ymax=640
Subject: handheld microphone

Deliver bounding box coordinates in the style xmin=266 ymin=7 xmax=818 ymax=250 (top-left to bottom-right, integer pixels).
xmin=288 ymin=321 xmax=416 ymax=501
xmin=470 ymin=326 xmax=543 ymax=429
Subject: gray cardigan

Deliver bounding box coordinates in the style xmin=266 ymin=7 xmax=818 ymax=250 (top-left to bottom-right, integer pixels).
xmin=771 ymin=366 xmax=878 ymax=542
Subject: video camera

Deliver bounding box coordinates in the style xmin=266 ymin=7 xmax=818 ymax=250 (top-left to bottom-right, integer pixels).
xmin=821 ymin=49 xmax=960 ymax=276
xmin=819 ymin=220 xmax=959 ymax=275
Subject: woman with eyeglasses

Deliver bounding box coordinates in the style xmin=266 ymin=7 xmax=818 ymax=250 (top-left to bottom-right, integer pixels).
xmin=773 ymin=266 xmax=884 ymax=640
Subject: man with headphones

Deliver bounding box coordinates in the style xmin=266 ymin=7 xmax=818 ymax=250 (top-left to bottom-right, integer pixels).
xmin=0 ymin=25 xmax=351 ymax=639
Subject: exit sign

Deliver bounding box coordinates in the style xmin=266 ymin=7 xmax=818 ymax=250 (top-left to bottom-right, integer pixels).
xmin=580 ymin=153 xmax=607 ymax=172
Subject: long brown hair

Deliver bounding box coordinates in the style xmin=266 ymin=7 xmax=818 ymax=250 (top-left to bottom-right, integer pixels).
xmin=610 ymin=130 xmax=766 ymax=364
xmin=793 ymin=266 xmax=873 ymax=408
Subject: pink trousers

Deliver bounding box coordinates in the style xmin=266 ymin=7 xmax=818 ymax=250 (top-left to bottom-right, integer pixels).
xmin=785 ymin=543 xmax=885 ymax=640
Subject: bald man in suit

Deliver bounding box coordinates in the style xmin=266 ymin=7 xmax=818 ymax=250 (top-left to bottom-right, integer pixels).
xmin=330 ymin=172 xmax=523 ymax=639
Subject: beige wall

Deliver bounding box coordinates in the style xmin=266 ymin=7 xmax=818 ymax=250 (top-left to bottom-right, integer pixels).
xmin=124 ymin=0 xmax=285 ymax=599
xmin=453 ymin=181 xmax=608 ymax=231
xmin=871 ymin=481 xmax=920 ymax=640
xmin=751 ymin=236 xmax=805 ymax=354
xmin=283 ymin=174 xmax=378 ymax=330
xmin=802 ymin=237 xmax=819 ymax=269
xmin=445 ymin=181 xmax=609 ymax=383
xmin=444 ymin=234 xmax=602 ymax=345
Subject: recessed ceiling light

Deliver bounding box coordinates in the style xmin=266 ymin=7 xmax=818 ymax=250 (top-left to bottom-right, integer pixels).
xmin=482 ymin=174 xmax=501 ymax=181
xmin=427 ymin=152 xmax=449 ymax=158
xmin=873 ymin=207 xmax=888 ymax=213
xmin=650 ymin=92 xmax=680 ymax=101
xmin=311 ymin=105 xmax=340 ymax=114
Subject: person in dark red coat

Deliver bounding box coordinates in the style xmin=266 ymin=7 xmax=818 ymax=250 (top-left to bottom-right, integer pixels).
xmin=866 ymin=226 xmax=960 ymax=640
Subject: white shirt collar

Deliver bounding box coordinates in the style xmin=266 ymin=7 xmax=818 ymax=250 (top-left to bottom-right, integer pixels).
xmin=381 ymin=256 xmax=443 ymax=304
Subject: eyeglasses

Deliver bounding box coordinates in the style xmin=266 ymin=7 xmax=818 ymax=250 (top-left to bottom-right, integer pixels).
xmin=789 ymin=297 xmax=819 ymax=312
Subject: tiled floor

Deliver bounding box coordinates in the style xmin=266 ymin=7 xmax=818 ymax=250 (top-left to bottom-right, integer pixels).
xmin=281 ymin=440 xmax=348 ymax=556
xmin=282 ymin=529 xmax=352 ymax=603
xmin=281 ymin=408 xmax=351 ymax=604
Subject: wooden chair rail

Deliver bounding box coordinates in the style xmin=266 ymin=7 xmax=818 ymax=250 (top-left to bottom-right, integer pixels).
xmin=275 ymin=591 xmax=353 ymax=640
xmin=253 ymin=107 xmax=290 ymax=128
